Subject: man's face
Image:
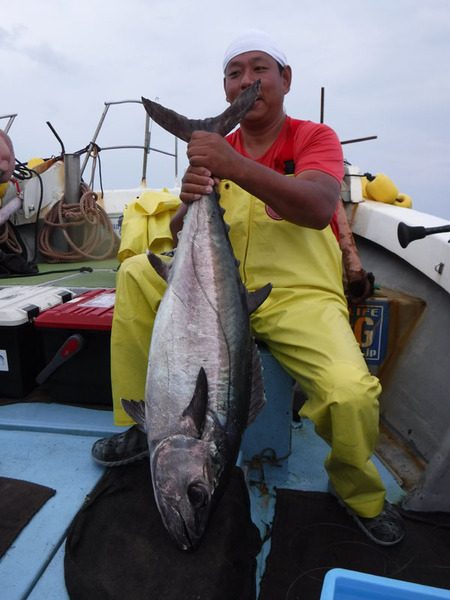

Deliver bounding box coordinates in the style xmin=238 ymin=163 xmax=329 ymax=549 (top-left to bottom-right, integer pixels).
xmin=223 ymin=51 xmax=291 ymax=124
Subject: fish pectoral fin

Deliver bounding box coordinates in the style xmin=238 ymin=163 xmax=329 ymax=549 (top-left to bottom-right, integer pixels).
xmin=121 ymin=398 xmax=146 ymax=429
xmin=247 ymin=283 xmax=272 ymax=314
xmin=147 ymin=250 xmax=170 ymax=281
xmin=181 ymin=367 xmax=208 ymax=438
xmin=247 ymin=343 xmax=267 ymax=426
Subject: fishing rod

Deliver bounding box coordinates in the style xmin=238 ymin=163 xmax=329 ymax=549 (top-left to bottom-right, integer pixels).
xmin=397 ymin=222 xmax=450 ymax=248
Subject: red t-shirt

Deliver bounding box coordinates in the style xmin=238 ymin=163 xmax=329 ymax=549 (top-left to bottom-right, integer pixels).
xmin=226 ymin=116 xmax=344 ymax=237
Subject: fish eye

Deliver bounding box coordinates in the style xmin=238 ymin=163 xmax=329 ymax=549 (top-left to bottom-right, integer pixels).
xmin=187 ymin=482 xmax=209 ymax=509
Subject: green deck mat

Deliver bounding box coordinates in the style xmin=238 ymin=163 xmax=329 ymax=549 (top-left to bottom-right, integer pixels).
xmin=0 ymin=259 xmax=119 ymax=289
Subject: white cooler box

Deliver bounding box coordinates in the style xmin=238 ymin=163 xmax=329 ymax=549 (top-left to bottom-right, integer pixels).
xmin=0 ymin=286 xmax=73 ymax=398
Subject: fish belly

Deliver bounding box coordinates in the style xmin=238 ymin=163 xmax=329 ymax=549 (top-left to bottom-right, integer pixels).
xmin=146 ymin=198 xmax=250 ymax=445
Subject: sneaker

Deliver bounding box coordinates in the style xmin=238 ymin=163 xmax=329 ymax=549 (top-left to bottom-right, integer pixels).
xmin=328 ymin=483 xmax=405 ymax=546
xmin=349 ymin=501 xmax=405 ymax=546
xmin=91 ymin=425 xmax=149 ymax=466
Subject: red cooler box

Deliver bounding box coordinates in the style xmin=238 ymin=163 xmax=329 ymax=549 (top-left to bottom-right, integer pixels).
xmin=0 ymin=285 xmax=74 ymax=398
xmin=34 ymin=289 xmax=115 ymax=406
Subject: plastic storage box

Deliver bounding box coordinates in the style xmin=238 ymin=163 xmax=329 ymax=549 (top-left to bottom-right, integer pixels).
xmin=0 ymin=285 xmax=73 ymax=398
xmin=320 ymin=568 xmax=450 ymax=600
xmin=34 ymin=289 xmax=115 ymax=406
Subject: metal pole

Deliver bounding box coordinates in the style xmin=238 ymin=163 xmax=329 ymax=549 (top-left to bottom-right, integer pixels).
xmin=175 ymin=137 xmax=178 ymax=182
xmin=142 ymin=113 xmax=150 ymax=186
xmin=341 ymin=136 xmax=378 ymax=145
xmin=0 ymin=114 xmax=18 ymax=134
xmin=80 ymin=99 xmax=179 ymax=187
xmin=320 ymin=87 xmax=325 ymax=123
xmin=64 ymin=154 xmax=81 ymax=203
xmin=80 ymin=104 xmax=111 ymax=176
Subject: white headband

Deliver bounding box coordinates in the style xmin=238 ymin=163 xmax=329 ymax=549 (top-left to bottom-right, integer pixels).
xmin=223 ymin=29 xmax=288 ymax=73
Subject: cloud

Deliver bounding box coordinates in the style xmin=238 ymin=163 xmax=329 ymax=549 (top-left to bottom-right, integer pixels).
xmin=0 ymin=24 xmax=76 ymax=72
xmin=1 ymin=0 xmax=450 ymax=220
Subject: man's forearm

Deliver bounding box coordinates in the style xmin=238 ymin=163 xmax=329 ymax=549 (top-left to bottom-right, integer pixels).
xmin=231 ymin=155 xmax=340 ymax=228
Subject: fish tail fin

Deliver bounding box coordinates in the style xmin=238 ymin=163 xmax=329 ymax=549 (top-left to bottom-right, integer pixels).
xmin=141 ymin=98 xmax=195 ymax=143
xmin=141 ymin=81 xmax=260 ymax=142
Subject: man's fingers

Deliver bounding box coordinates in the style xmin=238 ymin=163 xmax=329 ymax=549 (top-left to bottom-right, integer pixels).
xmin=180 ymin=181 xmax=213 ymax=203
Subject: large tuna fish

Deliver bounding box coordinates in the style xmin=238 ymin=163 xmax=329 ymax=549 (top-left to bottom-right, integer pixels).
xmin=122 ymin=81 xmax=271 ymax=551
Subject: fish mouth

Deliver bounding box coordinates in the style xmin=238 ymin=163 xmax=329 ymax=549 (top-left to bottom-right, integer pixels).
xmin=174 ymin=513 xmax=201 ymax=552
xmin=172 ymin=499 xmax=210 ymax=551
xmin=180 ymin=518 xmax=195 ymax=551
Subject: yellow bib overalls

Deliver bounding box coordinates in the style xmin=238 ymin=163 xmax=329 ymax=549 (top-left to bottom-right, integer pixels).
xmin=110 ymin=181 xmax=385 ymax=518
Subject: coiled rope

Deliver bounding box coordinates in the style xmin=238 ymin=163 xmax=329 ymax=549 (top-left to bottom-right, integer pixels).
xmin=38 ymin=183 xmax=119 ymax=262
xmin=0 ymin=221 xmax=23 ymax=254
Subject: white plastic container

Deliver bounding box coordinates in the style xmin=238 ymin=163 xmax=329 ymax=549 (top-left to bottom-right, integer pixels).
xmin=0 ymin=286 xmax=73 ymax=398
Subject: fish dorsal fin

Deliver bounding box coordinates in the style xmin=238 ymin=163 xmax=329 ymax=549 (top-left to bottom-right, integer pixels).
xmin=180 ymin=367 xmax=208 ymax=438
xmin=147 ymin=250 xmax=170 ymax=282
xmin=247 ymin=283 xmax=272 ymax=314
xmin=121 ymin=399 xmax=146 ymax=431
xmin=247 ymin=342 xmax=267 ymax=425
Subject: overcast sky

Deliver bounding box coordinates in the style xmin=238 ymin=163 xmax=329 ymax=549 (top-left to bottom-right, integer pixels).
xmin=2 ymin=0 xmax=450 ymax=220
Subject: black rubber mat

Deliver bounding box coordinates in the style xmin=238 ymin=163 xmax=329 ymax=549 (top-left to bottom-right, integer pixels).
xmin=259 ymin=489 xmax=450 ymax=600
xmin=0 ymin=476 xmax=55 ymax=558
xmin=64 ymin=463 xmax=261 ymax=600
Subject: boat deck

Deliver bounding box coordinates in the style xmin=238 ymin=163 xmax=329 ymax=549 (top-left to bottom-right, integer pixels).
xmin=0 ymin=259 xmax=437 ymax=599
xmin=0 ymin=400 xmax=404 ymax=600
xmin=0 ymin=402 xmax=126 ymax=599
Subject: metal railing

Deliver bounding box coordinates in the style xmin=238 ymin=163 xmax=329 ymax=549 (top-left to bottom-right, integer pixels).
xmin=0 ymin=113 xmax=18 ymax=134
xmin=80 ymin=100 xmax=179 ymax=186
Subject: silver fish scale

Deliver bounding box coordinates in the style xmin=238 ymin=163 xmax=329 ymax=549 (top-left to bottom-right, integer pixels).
xmin=146 ymin=193 xmax=251 ymax=448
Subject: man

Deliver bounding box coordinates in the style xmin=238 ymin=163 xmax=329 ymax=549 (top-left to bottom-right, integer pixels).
xmin=0 ymin=130 xmax=15 ymax=184
xmin=92 ymin=30 xmax=404 ymax=546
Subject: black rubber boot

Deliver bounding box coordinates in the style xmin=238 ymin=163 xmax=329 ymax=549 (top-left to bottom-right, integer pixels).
xmin=91 ymin=426 xmax=148 ymax=467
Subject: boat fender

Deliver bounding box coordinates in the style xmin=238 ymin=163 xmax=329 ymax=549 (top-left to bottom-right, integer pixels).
xmin=0 ymin=181 xmax=9 ymax=199
xmin=27 ymin=157 xmax=45 ymax=170
xmin=394 ymin=192 xmax=413 ymax=208
xmin=363 ymin=172 xmax=398 ymax=204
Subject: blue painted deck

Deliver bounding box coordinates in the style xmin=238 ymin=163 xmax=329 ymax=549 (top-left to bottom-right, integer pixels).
xmin=0 ymin=399 xmax=404 ymax=600
xmin=0 ymin=403 xmax=127 ymax=600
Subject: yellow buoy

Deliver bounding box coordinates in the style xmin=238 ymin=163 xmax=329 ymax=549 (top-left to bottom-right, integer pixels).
xmin=27 ymin=157 xmax=45 ymax=169
xmin=361 ymin=175 xmax=369 ymax=198
xmin=394 ymin=193 xmax=413 ymax=208
xmin=364 ymin=173 xmax=398 ymax=204
xmin=0 ymin=181 xmax=9 ymax=199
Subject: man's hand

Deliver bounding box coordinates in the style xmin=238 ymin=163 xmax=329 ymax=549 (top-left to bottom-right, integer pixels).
xmin=180 ymin=167 xmax=220 ymax=204
xmin=174 ymin=164 xmax=216 ymax=241
xmin=180 ymin=165 xmax=215 ymax=203
xmin=187 ymin=131 xmax=239 ymax=179
xmin=180 ymin=131 xmax=239 ymax=203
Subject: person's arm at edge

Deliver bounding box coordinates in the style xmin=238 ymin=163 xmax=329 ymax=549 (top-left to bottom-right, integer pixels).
xmin=0 ymin=130 xmax=15 ymax=182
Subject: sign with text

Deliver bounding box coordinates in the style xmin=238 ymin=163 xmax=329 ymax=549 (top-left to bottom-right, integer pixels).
xmin=350 ymin=298 xmax=390 ymax=364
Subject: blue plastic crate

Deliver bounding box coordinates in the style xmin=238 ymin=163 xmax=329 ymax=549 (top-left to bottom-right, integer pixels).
xmin=320 ymin=568 xmax=450 ymax=599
